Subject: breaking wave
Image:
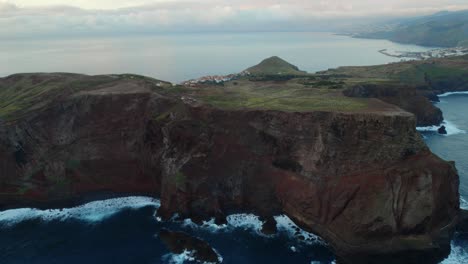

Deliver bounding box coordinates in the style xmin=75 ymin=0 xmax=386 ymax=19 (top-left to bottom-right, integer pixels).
xmin=442 ymin=242 xmax=468 ymax=264
xmin=181 ymin=214 xmax=324 ymax=245
xmin=161 ymin=250 xmax=197 ymax=264
xmin=461 ymin=197 xmax=468 ymax=210
xmin=0 ymin=196 xmax=160 ymax=227
xmin=438 ymin=91 xmax=468 ymax=98
xmin=417 ymin=120 xmax=466 ymax=136
xmin=161 ymin=249 xmax=223 ymax=264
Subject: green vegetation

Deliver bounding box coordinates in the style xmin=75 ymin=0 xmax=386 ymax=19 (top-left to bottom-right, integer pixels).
xmin=0 ymin=74 xmax=116 ymax=120
xmin=3 ymin=55 xmax=468 ymax=117
xmin=324 ymin=55 xmax=468 ymax=88
xmin=172 ymin=172 xmax=187 ymax=189
xmin=193 ymin=78 xmax=368 ymax=112
xmin=246 ymin=56 xmax=307 ymax=76
xmin=0 ymin=73 xmax=172 ymax=121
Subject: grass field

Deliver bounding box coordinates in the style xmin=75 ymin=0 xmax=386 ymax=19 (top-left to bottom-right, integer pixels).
xmin=186 ymin=78 xmax=369 ymax=112
xmin=2 ymin=55 xmax=468 ymax=118
xmin=0 ymin=73 xmax=171 ymax=120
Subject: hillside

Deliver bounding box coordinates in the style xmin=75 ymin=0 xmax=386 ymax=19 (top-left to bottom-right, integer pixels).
xmin=355 ymin=10 xmax=468 ymax=47
xmin=246 ymin=56 xmax=307 ymax=75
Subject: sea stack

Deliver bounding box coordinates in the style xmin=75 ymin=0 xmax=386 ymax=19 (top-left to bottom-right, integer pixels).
xmin=438 ymin=125 xmax=448 ymax=135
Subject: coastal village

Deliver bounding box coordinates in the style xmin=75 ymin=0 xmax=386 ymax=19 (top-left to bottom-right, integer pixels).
xmin=379 ymin=46 xmax=468 ymax=61
xmin=181 ymin=70 xmax=251 ymax=86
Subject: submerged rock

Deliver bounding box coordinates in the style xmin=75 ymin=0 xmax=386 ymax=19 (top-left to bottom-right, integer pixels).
xmin=159 ymin=228 xmax=221 ymax=263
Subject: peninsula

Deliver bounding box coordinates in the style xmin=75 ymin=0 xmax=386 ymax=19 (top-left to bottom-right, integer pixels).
xmin=0 ymin=56 xmax=466 ymax=263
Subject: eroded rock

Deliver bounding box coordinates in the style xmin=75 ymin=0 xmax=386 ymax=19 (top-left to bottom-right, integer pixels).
xmin=159 ymin=228 xmax=221 ymax=263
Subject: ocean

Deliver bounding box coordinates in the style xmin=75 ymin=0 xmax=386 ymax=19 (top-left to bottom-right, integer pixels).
xmin=420 ymin=93 xmax=468 ymax=264
xmin=0 ymin=32 xmax=466 ymax=263
xmin=0 ymin=32 xmax=430 ymax=83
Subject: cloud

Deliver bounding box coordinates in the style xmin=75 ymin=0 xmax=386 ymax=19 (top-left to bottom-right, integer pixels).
xmin=1 ymin=0 xmax=468 ymax=39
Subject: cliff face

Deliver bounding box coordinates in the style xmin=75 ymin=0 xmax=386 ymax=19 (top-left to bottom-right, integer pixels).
xmin=0 ymin=74 xmax=460 ymax=263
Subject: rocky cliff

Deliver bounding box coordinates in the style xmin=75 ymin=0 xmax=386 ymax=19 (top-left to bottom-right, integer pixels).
xmin=0 ymin=73 xmax=460 ymax=263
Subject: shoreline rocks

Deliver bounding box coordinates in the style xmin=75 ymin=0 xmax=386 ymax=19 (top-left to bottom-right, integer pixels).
xmin=159 ymin=228 xmax=221 ymax=263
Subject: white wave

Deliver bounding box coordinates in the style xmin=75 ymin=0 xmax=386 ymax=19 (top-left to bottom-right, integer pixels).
xmin=182 ymin=214 xmax=324 ymax=246
xmin=442 ymin=242 xmax=468 ymax=264
xmin=181 ymin=218 xmax=228 ymax=233
xmin=226 ymin=214 xmax=264 ymax=232
xmin=438 ymin=91 xmax=468 ymax=98
xmin=461 ymin=197 xmax=468 ymax=210
xmin=0 ymin=196 xmax=160 ymax=227
xmin=213 ymin=248 xmax=224 ymax=263
xmin=417 ymin=120 xmax=466 ymax=136
xmin=161 ymin=249 xmax=223 ymax=264
xmin=162 ymin=250 xmax=196 ymax=264
xmin=182 ymin=214 xmax=264 ymax=234
xmin=275 ymin=215 xmax=325 ymax=245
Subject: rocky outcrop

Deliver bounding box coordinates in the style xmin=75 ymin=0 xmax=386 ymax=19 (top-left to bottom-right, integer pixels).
xmin=159 ymin=228 xmax=221 ymax=263
xmin=438 ymin=126 xmax=448 ymax=135
xmin=0 ymin=74 xmax=460 ymax=263
xmin=344 ymin=84 xmax=444 ymax=126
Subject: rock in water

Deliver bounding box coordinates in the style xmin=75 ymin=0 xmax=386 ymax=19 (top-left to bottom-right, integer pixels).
xmin=260 ymin=216 xmax=278 ymax=235
xmin=438 ymin=125 xmax=448 ymax=135
xmin=159 ymin=228 xmax=221 ymax=263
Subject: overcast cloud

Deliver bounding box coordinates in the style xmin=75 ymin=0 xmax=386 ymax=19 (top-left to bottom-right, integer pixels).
xmin=2 ymin=0 xmax=468 ymax=38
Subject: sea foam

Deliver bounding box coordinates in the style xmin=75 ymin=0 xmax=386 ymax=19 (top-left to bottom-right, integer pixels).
xmin=181 ymin=214 xmax=264 ymax=234
xmin=442 ymin=242 xmax=468 ymax=264
xmin=461 ymin=197 xmax=468 ymax=210
xmin=161 ymin=250 xmax=196 ymax=264
xmin=417 ymin=120 xmax=466 ymax=136
xmin=274 ymin=215 xmax=325 ymax=245
xmin=438 ymin=91 xmax=468 ymax=98
xmin=181 ymin=213 xmax=324 ymax=245
xmin=161 ymin=249 xmax=223 ymax=264
xmin=0 ymin=196 xmax=160 ymax=227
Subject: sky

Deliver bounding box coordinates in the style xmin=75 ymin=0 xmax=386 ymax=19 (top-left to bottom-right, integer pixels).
xmin=2 ymin=0 xmax=468 ymax=38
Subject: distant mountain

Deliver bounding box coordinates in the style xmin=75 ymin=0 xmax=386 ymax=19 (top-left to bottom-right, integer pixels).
xmin=246 ymin=56 xmax=307 ymax=75
xmin=355 ymin=10 xmax=468 ymax=47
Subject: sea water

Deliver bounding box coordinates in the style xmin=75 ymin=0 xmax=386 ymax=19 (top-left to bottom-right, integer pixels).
xmin=0 ymin=32 xmax=431 ymax=83
xmin=420 ymin=93 xmax=468 ymax=264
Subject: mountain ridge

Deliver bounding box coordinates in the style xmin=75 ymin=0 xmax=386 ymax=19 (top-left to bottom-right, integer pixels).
xmin=355 ymin=10 xmax=468 ymax=47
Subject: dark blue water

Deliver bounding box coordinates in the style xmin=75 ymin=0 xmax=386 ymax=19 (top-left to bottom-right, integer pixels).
xmin=0 ymin=197 xmax=334 ymax=264
xmin=1 ymin=94 xmax=468 ymax=264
